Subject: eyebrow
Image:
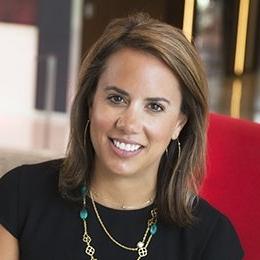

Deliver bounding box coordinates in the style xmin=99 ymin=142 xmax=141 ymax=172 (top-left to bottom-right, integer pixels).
xmin=104 ymin=85 xmax=170 ymax=104
xmin=146 ymin=97 xmax=170 ymax=104
xmin=104 ymin=86 xmax=129 ymax=97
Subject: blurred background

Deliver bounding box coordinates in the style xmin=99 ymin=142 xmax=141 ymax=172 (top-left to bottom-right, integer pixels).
xmin=0 ymin=0 xmax=259 ymax=172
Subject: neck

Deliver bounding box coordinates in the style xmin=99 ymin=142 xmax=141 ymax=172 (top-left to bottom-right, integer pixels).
xmin=90 ymin=168 xmax=157 ymax=210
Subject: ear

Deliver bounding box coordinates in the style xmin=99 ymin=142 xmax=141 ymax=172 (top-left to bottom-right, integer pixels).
xmin=171 ymin=113 xmax=187 ymax=140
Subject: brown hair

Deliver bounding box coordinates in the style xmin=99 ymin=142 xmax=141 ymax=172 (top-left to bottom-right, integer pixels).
xmin=60 ymin=13 xmax=208 ymax=226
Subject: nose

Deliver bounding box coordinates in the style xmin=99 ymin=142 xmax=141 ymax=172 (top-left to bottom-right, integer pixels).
xmin=115 ymin=108 xmax=143 ymax=134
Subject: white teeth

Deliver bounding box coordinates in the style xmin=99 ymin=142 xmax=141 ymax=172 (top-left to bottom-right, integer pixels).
xmin=113 ymin=139 xmax=141 ymax=152
xmin=125 ymin=144 xmax=131 ymax=151
xmin=119 ymin=143 xmax=125 ymax=150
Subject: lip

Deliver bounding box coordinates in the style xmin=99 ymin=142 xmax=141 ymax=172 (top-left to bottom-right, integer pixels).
xmin=109 ymin=137 xmax=144 ymax=158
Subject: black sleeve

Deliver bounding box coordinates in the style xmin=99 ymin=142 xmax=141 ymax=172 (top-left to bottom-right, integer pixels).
xmin=202 ymin=214 xmax=244 ymax=260
xmin=0 ymin=166 xmax=22 ymax=239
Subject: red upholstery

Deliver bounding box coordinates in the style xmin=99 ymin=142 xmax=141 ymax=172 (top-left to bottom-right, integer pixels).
xmin=201 ymin=113 xmax=260 ymax=260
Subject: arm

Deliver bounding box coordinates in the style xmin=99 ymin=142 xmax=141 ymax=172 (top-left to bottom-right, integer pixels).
xmin=0 ymin=225 xmax=19 ymax=260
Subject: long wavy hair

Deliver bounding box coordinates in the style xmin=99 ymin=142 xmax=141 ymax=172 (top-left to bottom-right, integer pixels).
xmin=60 ymin=13 xmax=208 ymax=226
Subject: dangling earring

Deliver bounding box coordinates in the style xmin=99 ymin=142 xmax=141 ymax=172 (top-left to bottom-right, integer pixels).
xmin=83 ymin=120 xmax=90 ymax=149
xmin=177 ymin=138 xmax=181 ymax=160
xmin=165 ymin=147 xmax=169 ymax=157
xmin=165 ymin=139 xmax=181 ymax=160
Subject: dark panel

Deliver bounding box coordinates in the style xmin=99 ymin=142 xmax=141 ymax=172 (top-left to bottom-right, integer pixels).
xmin=244 ymin=0 xmax=259 ymax=73
xmin=81 ymin=0 xmax=167 ymax=56
xmin=222 ymin=0 xmax=239 ymax=75
xmin=35 ymin=0 xmax=71 ymax=112
xmin=255 ymin=0 xmax=260 ymax=70
xmin=165 ymin=0 xmax=185 ymax=29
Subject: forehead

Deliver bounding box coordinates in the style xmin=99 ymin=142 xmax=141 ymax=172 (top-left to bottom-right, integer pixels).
xmin=103 ymin=47 xmax=172 ymax=76
xmin=98 ymin=48 xmax=182 ymax=99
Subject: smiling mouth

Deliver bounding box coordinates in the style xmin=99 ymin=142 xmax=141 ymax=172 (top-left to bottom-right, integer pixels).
xmin=110 ymin=138 xmax=143 ymax=152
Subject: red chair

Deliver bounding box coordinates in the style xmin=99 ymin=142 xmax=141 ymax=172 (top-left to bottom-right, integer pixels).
xmin=201 ymin=113 xmax=260 ymax=260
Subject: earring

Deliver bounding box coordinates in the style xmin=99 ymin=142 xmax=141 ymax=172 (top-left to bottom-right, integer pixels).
xmin=177 ymin=138 xmax=181 ymax=160
xmin=165 ymin=139 xmax=181 ymax=160
xmin=165 ymin=147 xmax=169 ymax=157
xmin=83 ymin=120 xmax=90 ymax=149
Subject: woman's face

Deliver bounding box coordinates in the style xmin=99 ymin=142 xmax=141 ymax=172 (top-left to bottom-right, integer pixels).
xmin=89 ymin=48 xmax=187 ymax=179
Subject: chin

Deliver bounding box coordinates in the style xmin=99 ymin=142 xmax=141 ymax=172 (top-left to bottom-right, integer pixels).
xmin=107 ymin=165 xmax=137 ymax=177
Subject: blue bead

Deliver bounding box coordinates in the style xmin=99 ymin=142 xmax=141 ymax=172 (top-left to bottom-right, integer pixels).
xmin=80 ymin=208 xmax=88 ymax=220
xmin=81 ymin=186 xmax=87 ymax=196
xmin=150 ymin=224 xmax=157 ymax=235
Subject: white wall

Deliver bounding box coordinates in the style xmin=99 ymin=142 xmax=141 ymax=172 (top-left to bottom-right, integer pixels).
xmin=0 ymin=23 xmax=38 ymax=115
xmin=0 ymin=23 xmax=68 ymax=153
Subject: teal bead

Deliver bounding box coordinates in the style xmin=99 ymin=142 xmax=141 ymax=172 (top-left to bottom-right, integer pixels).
xmin=80 ymin=208 xmax=88 ymax=220
xmin=150 ymin=224 xmax=157 ymax=235
xmin=81 ymin=186 xmax=87 ymax=196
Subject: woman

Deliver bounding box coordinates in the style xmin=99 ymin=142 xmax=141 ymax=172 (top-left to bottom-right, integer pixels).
xmin=0 ymin=13 xmax=243 ymax=259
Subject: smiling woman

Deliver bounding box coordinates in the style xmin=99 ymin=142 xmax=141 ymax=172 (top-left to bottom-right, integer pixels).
xmin=89 ymin=48 xmax=186 ymax=183
xmin=0 ymin=13 xmax=243 ymax=260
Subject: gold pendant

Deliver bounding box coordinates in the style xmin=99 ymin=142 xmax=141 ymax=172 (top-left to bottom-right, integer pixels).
xmin=138 ymin=247 xmax=148 ymax=257
xmin=85 ymin=245 xmax=95 ymax=256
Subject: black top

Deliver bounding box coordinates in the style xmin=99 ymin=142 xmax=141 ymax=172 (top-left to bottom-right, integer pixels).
xmin=0 ymin=160 xmax=244 ymax=260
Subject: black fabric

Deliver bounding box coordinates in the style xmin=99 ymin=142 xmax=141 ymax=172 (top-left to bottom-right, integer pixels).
xmin=0 ymin=160 xmax=244 ymax=260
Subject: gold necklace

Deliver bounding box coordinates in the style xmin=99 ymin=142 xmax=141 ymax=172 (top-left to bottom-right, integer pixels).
xmin=91 ymin=190 xmax=155 ymax=210
xmin=80 ymin=187 xmax=158 ymax=260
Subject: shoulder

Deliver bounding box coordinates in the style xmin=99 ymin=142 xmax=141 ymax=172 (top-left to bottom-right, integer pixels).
xmin=0 ymin=159 xmax=63 ymax=198
xmin=191 ymin=197 xmax=238 ymax=239
xmin=189 ymin=198 xmax=244 ymax=259
xmin=0 ymin=159 xmax=64 ymax=239
xmin=193 ymin=197 xmax=227 ymax=228
xmin=1 ymin=159 xmax=62 ymax=182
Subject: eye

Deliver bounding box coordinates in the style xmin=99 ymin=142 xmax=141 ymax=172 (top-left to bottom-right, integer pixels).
xmin=107 ymin=95 xmax=125 ymax=104
xmin=147 ymin=102 xmax=165 ymax=112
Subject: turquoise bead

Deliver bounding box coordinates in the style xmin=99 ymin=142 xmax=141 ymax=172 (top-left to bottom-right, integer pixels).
xmin=150 ymin=224 xmax=157 ymax=235
xmin=80 ymin=208 xmax=88 ymax=220
xmin=81 ymin=186 xmax=87 ymax=196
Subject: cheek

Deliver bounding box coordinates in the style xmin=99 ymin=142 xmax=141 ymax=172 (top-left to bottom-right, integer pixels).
xmin=90 ymin=113 xmax=111 ymax=154
xmin=90 ymin=106 xmax=116 ymax=136
xmin=147 ymin=120 xmax=175 ymax=146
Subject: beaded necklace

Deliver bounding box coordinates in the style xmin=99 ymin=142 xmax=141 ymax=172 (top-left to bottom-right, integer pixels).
xmin=79 ymin=186 xmax=158 ymax=259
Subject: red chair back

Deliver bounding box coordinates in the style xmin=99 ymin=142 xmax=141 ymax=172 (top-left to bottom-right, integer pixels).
xmin=201 ymin=113 xmax=260 ymax=260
